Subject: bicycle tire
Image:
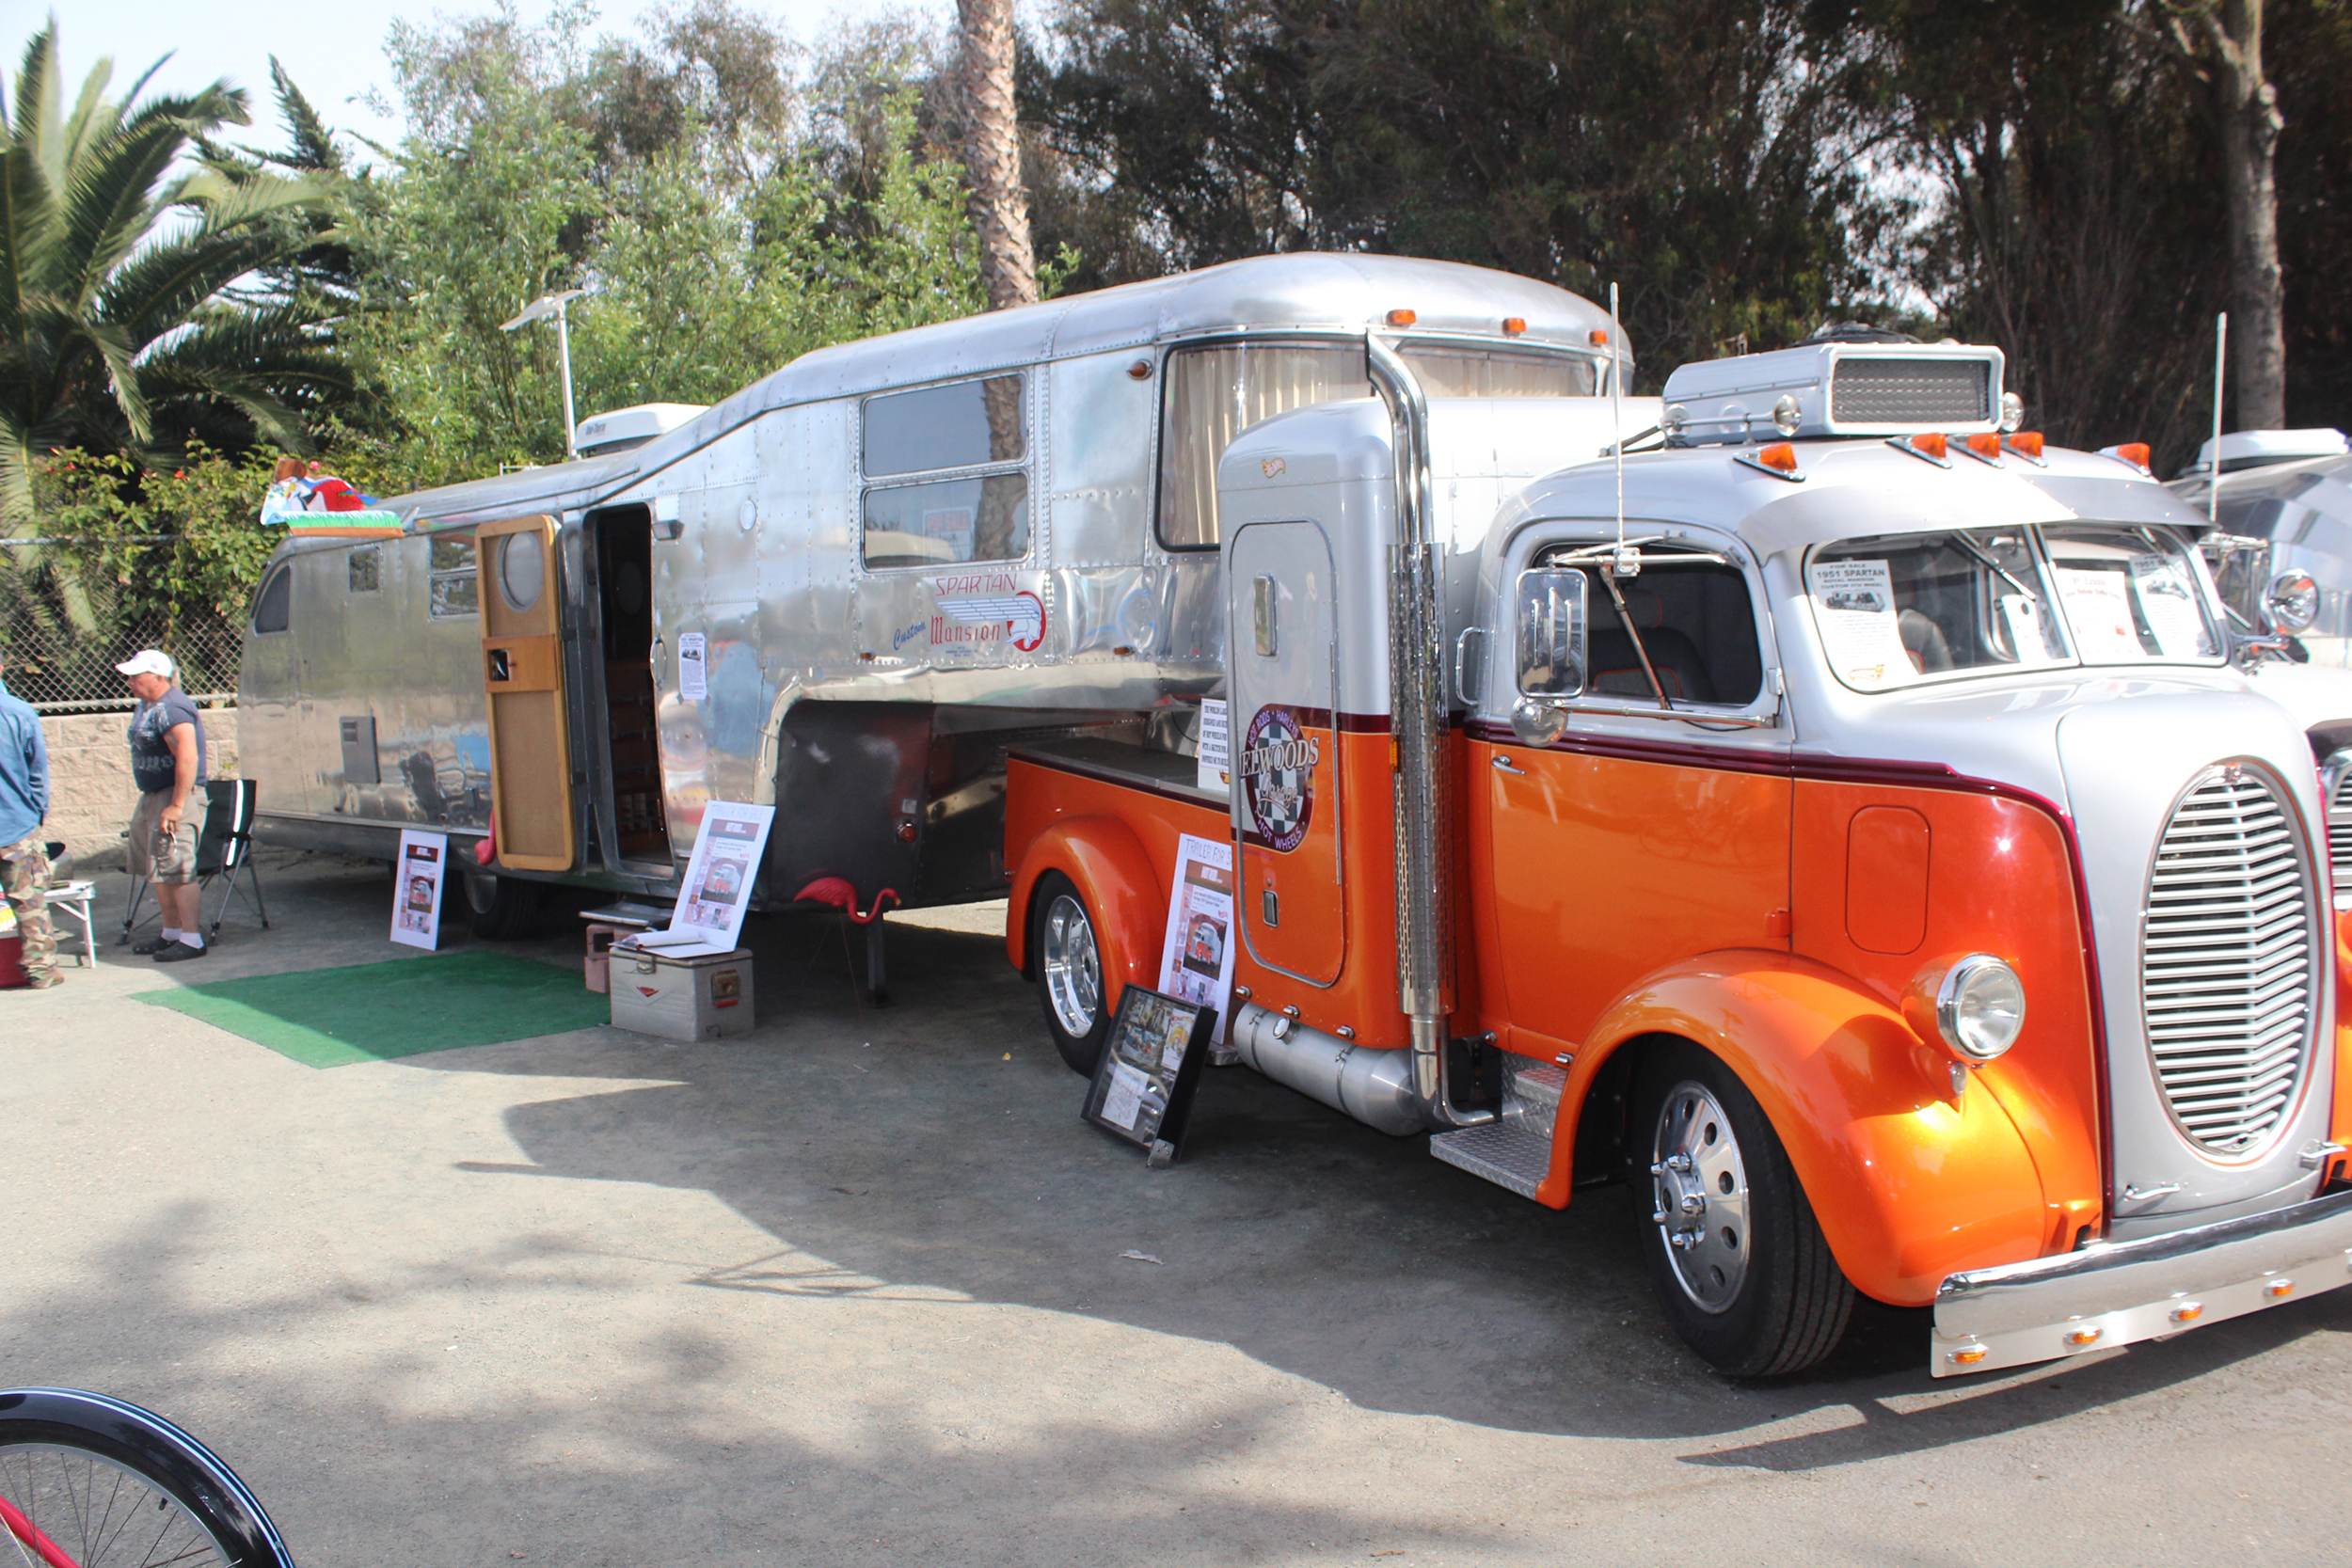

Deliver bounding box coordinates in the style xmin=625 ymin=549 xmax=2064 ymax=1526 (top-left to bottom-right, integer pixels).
xmin=0 ymin=1388 xmax=294 ymax=1568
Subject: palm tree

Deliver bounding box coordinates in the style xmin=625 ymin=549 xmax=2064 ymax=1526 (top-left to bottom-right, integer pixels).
xmin=0 ymin=21 xmax=352 ymax=529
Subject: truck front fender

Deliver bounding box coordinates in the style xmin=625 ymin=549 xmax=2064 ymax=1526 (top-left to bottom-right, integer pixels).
xmin=1006 ymin=815 xmax=1163 ymax=1008
xmin=1560 ymin=951 xmax=2051 ymax=1307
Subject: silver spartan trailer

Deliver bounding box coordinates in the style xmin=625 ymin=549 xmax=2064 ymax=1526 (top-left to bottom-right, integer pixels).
xmin=236 ymin=255 xmax=1623 ymax=923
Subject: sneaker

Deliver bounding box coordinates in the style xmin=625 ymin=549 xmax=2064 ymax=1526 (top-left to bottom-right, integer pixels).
xmin=132 ymin=935 xmax=173 ymax=955
xmin=152 ymin=942 xmax=208 ymax=963
xmin=23 ymin=973 xmax=63 ymax=990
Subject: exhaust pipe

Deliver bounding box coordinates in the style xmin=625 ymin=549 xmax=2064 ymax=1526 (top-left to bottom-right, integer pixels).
xmin=1229 ymin=1002 xmax=1426 ymax=1135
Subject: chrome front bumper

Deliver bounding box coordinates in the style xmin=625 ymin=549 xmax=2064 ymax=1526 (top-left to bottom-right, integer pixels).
xmin=1931 ymin=1188 xmax=2352 ymax=1376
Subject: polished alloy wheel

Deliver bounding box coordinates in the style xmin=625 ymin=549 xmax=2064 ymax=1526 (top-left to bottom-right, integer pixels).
xmin=1041 ymin=893 xmax=1102 ymax=1039
xmin=1649 ymin=1078 xmax=1752 ymax=1314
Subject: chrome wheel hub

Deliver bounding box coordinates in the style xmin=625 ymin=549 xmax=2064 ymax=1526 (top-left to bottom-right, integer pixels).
xmin=1650 ymin=1079 xmax=1752 ymax=1314
xmin=1041 ymin=894 xmax=1102 ymax=1038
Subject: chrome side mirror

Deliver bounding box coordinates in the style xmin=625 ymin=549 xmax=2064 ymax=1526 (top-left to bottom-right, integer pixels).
xmin=2266 ymin=569 xmax=2320 ymax=633
xmin=1511 ymin=698 xmax=1567 ymax=747
xmin=1514 ymin=567 xmax=1587 ymax=699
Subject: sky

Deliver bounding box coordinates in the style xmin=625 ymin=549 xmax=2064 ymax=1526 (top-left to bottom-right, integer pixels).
xmin=7 ymin=0 xmax=975 ymax=156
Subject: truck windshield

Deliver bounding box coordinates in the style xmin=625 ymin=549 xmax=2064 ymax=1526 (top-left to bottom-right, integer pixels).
xmin=2041 ymin=523 xmax=2224 ymax=664
xmin=1807 ymin=530 xmax=2070 ymax=691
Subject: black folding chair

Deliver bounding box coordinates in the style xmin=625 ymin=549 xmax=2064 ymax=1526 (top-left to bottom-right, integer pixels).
xmin=119 ymin=780 xmax=271 ymax=944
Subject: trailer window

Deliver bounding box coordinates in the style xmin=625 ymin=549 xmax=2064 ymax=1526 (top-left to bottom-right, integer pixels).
xmin=251 ymin=564 xmax=293 ymax=634
xmin=428 ymin=533 xmax=479 ymax=619
xmin=1159 ymin=342 xmax=1600 ymax=550
xmin=863 ymin=474 xmax=1029 ymax=569
xmin=863 ymin=375 xmax=1025 ymax=477
xmin=348 ymin=546 xmax=380 ymax=593
xmin=1808 ymin=530 xmax=2070 ymax=691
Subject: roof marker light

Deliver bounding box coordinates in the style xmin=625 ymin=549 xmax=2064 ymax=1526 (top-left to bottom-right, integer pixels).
xmin=1502 ymin=316 xmax=1526 ymax=337
xmin=2265 ymin=1278 xmax=2296 ymax=1300
xmin=1890 ymin=432 xmax=1952 ymax=467
xmin=2063 ymin=1324 xmax=2104 ymax=1347
xmin=1963 ymin=432 xmax=2005 ymax=465
xmin=1589 ymin=327 xmax=1610 ymax=346
xmin=2005 ymin=431 xmax=2046 ymax=465
xmin=2100 ymin=442 xmax=2153 ymax=475
xmin=1387 ymin=308 xmax=1417 ymax=327
xmin=2169 ymin=1302 xmax=2203 ymax=1324
xmin=1735 ymin=443 xmax=1804 ymax=483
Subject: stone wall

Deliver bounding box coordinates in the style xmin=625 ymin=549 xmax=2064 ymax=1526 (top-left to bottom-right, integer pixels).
xmin=34 ymin=706 xmax=241 ymax=869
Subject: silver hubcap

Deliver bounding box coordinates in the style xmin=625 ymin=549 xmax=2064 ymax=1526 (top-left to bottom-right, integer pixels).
xmin=1041 ymin=893 xmax=1101 ymax=1038
xmin=1650 ymin=1080 xmax=1752 ymax=1314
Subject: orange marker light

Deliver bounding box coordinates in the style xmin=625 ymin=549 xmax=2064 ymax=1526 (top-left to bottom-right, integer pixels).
xmin=1502 ymin=316 xmax=1527 ymax=336
xmin=2006 ymin=431 xmax=2045 ymax=459
xmin=1947 ymin=1344 xmax=1990 ymax=1367
xmin=1387 ymin=308 xmax=1417 ymax=326
xmin=1914 ymin=432 xmax=1948 ymax=460
xmin=2265 ymin=1278 xmax=2296 ymax=1300
xmin=1965 ymin=432 xmax=2003 ymax=460
xmin=1588 ymin=327 xmax=1610 ymax=346
xmin=1756 ymin=442 xmax=1800 ymax=474
xmin=2169 ymin=1302 xmax=2203 ymax=1324
xmin=2113 ymin=442 xmax=2152 ymax=471
xmin=2063 ymin=1324 xmax=2103 ymax=1347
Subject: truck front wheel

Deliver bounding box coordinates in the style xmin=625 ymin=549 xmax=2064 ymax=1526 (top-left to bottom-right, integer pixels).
xmin=460 ymin=867 xmax=543 ymax=941
xmin=1032 ymin=872 xmax=1110 ymax=1075
xmin=1633 ymin=1043 xmax=1854 ymax=1377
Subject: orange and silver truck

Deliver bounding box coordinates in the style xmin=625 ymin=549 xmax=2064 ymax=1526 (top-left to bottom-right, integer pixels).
xmin=1001 ymin=330 xmax=2352 ymax=1377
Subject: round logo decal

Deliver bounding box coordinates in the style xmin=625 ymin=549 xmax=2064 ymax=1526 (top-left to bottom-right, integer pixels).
xmin=1241 ymin=705 xmax=1322 ymax=852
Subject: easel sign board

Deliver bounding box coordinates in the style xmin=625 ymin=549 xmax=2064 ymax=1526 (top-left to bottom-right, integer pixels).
xmin=1082 ymin=985 xmax=1216 ymax=1165
xmin=630 ymin=800 xmax=776 ymax=958
xmin=390 ymin=829 xmax=451 ymax=950
xmin=1154 ymin=832 xmax=1237 ymax=1043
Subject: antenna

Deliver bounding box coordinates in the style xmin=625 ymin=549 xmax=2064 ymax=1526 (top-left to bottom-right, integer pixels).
xmin=2208 ymin=310 xmax=2228 ymax=526
xmin=1610 ymin=282 xmax=1631 ymax=577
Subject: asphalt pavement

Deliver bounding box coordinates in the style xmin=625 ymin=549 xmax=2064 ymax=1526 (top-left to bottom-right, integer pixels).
xmin=4 ymin=854 xmax=2346 ymax=1565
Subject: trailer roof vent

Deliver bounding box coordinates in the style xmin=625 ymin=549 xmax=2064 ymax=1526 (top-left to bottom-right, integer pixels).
xmin=1661 ymin=342 xmax=2004 ymax=447
xmin=2183 ymin=427 xmax=2349 ymax=478
xmin=574 ymin=402 xmax=707 ymax=460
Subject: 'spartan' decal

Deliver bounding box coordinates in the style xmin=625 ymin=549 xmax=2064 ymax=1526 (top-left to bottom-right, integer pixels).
xmin=1241 ymin=705 xmax=1321 ymax=852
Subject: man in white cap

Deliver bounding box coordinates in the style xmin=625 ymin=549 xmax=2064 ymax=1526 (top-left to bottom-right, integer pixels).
xmin=118 ymin=650 xmax=209 ymax=960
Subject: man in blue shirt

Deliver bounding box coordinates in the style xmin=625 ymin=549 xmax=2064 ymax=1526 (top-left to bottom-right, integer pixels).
xmin=0 ymin=649 xmax=60 ymax=989
xmin=118 ymin=649 xmax=209 ymax=960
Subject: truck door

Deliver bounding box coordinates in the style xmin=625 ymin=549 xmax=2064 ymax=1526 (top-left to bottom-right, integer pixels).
xmin=476 ymin=514 xmax=576 ymax=871
xmin=1228 ymin=520 xmax=1345 ymax=985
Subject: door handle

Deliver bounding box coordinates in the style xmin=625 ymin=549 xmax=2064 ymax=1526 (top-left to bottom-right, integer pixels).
xmin=1491 ymin=753 xmax=1526 ymax=775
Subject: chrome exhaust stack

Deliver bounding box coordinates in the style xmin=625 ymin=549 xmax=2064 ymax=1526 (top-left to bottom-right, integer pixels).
xmin=1229 ymin=1002 xmax=1426 ymax=1135
xmin=1366 ymin=336 xmax=1492 ymax=1130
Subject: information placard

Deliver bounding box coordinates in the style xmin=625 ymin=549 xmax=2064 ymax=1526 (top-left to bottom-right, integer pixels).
xmin=390 ymin=829 xmax=451 ymax=950
xmin=1195 ymin=697 xmax=1230 ymax=793
xmin=1081 ymin=985 xmax=1215 ymax=1166
xmin=631 ymin=800 xmax=776 ymax=958
xmin=1155 ymin=832 xmax=1237 ymax=1043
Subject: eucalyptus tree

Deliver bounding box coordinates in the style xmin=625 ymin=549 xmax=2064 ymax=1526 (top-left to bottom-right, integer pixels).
xmin=0 ymin=23 xmax=347 ymax=528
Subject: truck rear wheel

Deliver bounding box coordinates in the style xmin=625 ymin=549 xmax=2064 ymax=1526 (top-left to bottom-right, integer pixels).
xmin=460 ymin=867 xmax=543 ymax=941
xmin=1032 ymin=872 xmax=1110 ymax=1074
xmin=1633 ymin=1042 xmax=1854 ymax=1377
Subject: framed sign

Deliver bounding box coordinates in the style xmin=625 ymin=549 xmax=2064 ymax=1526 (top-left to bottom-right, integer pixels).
xmin=1154 ymin=832 xmax=1237 ymax=1043
xmin=631 ymin=800 xmax=776 ymax=958
xmin=1082 ymin=985 xmax=1216 ymax=1166
xmin=390 ymin=829 xmax=451 ymax=950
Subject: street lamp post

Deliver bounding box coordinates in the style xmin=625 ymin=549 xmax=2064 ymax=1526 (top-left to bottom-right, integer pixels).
xmin=501 ymin=288 xmax=590 ymax=460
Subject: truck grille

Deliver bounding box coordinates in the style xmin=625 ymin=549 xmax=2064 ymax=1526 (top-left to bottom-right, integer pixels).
xmin=2141 ymin=764 xmax=2318 ymax=1156
xmin=2325 ymin=752 xmax=2352 ymax=892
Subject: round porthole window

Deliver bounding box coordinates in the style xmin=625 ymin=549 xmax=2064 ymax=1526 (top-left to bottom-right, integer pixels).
xmin=499 ymin=530 xmax=545 ymax=612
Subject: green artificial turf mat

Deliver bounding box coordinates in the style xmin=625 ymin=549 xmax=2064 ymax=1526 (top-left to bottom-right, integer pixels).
xmin=134 ymin=950 xmax=610 ymax=1068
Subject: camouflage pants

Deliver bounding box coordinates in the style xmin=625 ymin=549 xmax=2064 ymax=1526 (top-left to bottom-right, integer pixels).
xmin=2 ymin=834 xmax=57 ymax=981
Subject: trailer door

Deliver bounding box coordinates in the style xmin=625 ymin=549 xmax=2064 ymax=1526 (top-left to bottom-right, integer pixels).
xmin=1228 ymin=519 xmax=1345 ymax=985
xmin=477 ymin=514 xmax=576 ymax=870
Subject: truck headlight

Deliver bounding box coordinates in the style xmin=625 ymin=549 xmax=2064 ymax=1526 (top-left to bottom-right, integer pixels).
xmin=2267 ymin=569 xmax=2320 ymax=633
xmin=1935 ymin=955 xmax=2026 ymax=1060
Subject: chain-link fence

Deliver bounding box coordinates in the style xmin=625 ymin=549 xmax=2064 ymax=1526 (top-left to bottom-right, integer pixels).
xmin=0 ymin=550 xmax=245 ymax=712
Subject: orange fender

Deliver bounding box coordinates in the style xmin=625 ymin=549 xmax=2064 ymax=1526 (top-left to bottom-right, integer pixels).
xmin=1005 ymin=815 xmax=1164 ymax=1009
xmin=1555 ymin=951 xmax=2049 ymax=1307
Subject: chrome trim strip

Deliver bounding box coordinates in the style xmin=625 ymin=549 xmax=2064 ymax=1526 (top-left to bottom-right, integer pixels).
xmin=1931 ymin=1188 xmax=2352 ymax=1376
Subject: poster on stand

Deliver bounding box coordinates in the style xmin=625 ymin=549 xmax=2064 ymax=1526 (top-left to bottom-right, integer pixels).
xmin=390 ymin=830 xmax=451 ymax=949
xmin=630 ymin=800 xmax=776 ymax=958
xmin=1155 ymin=832 xmax=1238 ymax=1043
xmin=1082 ymin=985 xmax=1216 ymax=1165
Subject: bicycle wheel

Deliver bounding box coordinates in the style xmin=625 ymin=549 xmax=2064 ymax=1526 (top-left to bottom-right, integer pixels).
xmin=0 ymin=1389 xmax=294 ymax=1568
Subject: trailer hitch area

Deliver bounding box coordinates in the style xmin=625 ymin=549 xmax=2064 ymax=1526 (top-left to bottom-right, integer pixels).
xmin=1446 ymin=1032 xmax=1503 ymax=1113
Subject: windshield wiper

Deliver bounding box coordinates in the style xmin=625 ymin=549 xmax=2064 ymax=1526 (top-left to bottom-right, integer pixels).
xmin=1952 ymin=535 xmax=2041 ymax=602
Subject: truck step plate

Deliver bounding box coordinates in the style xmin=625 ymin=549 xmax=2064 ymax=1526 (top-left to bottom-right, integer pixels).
xmin=1430 ymin=1121 xmax=1554 ymax=1199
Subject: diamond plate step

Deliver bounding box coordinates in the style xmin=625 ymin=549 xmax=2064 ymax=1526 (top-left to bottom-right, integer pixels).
xmin=1503 ymin=1059 xmax=1565 ymax=1124
xmin=1429 ymin=1120 xmax=1554 ymax=1199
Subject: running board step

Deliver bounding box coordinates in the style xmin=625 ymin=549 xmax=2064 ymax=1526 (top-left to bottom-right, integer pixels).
xmin=1429 ymin=1121 xmax=1554 ymax=1199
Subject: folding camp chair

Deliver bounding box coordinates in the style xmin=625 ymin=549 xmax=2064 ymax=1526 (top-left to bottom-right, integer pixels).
xmin=118 ymin=779 xmax=271 ymax=944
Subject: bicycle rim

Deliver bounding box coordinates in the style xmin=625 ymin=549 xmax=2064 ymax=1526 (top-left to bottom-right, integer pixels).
xmin=1 ymin=1445 xmax=236 ymax=1568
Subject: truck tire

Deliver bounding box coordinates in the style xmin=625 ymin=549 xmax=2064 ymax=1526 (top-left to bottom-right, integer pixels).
xmin=460 ymin=868 xmax=543 ymax=941
xmin=1032 ymin=872 xmax=1111 ymax=1075
xmin=1632 ymin=1042 xmax=1854 ymax=1377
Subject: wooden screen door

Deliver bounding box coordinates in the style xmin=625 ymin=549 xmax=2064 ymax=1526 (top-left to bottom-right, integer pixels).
xmin=478 ymin=514 xmax=575 ymax=870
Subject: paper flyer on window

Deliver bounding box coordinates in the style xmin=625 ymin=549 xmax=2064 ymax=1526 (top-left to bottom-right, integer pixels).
xmin=2130 ymin=553 xmax=2208 ymax=657
xmin=678 ymin=632 xmax=709 ymax=700
xmin=2055 ymin=568 xmax=2143 ymax=659
xmin=641 ymin=800 xmax=775 ymax=956
xmin=1156 ymin=831 xmax=1237 ymax=1043
xmin=389 ymin=829 xmax=450 ymax=950
xmin=1195 ymin=698 xmax=1231 ymax=794
xmin=1806 ymin=560 xmax=1914 ymax=689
